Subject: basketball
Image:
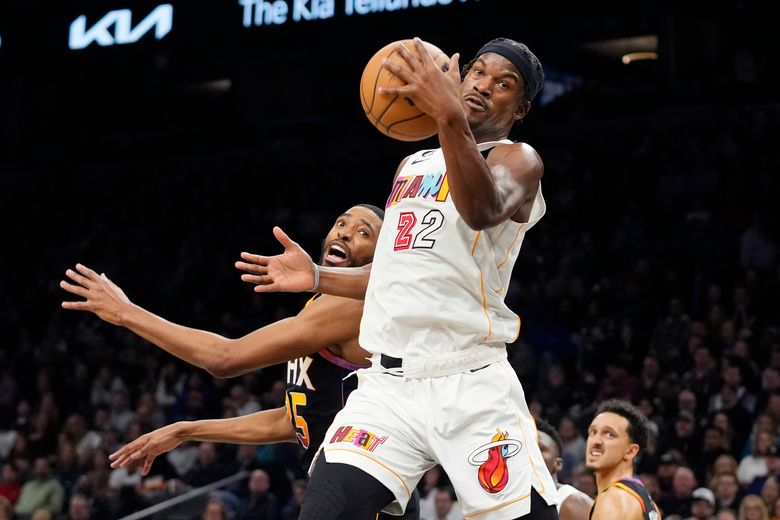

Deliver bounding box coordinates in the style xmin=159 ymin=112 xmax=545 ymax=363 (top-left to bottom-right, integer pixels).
xmin=360 ymin=39 xmax=450 ymax=142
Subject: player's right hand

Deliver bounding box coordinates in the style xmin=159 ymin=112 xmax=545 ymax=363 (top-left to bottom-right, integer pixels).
xmin=236 ymin=226 xmax=316 ymax=293
xmin=109 ymin=423 xmax=184 ymax=476
xmin=60 ymin=264 xmax=131 ymax=326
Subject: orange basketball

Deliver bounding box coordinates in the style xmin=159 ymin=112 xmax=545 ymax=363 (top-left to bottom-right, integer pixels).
xmin=360 ymin=39 xmax=450 ymax=142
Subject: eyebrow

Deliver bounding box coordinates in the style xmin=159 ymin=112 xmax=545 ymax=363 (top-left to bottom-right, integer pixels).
xmin=474 ymin=58 xmax=521 ymax=82
xmin=340 ymin=212 xmax=377 ymax=233
xmin=360 ymin=218 xmax=376 ymax=232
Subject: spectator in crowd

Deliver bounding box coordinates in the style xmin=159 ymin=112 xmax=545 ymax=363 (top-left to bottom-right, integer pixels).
xmin=559 ymin=415 xmax=586 ymax=482
xmin=738 ymin=494 xmax=769 ymax=520
xmin=184 ymin=442 xmax=232 ymax=488
xmin=60 ymin=494 xmax=93 ymax=520
xmin=201 ymin=497 xmax=229 ymax=520
xmin=60 ymin=414 xmax=102 ymax=465
xmin=661 ymin=466 xmax=698 ymax=517
xmin=14 ymin=457 xmax=65 ymax=516
xmin=429 ymin=487 xmax=462 ymax=520
xmin=686 ymin=487 xmax=716 ymax=520
xmin=715 ymin=472 xmax=744 ymax=511
xmin=237 ymin=469 xmax=278 ymax=520
xmin=738 ymin=430 xmax=775 ymax=487
xmin=0 ymin=463 xmax=21 ymax=506
xmin=760 ymin=476 xmax=779 ymax=513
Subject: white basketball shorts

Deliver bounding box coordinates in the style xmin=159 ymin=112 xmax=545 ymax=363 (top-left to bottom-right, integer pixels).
xmin=318 ymin=359 xmax=558 ymax=519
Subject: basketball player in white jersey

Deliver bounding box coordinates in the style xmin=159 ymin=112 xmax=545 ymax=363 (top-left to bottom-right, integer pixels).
xmin=237 ymin=37 xmax=558 ymax=519
xmin=535 ymin=418 xmax=594 ymax=519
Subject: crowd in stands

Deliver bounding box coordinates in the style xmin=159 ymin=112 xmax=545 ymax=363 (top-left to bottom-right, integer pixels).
xmin=1 ymin=91 xmax=778 ymax=520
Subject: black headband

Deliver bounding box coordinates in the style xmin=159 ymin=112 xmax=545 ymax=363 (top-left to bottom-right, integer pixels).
xmin=476 ymin=40 xmax=544 ymax=102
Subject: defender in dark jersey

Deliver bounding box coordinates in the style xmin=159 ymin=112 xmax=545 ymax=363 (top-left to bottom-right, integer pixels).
xmin=60 ymin=205 xmax=382 ymax=475
xmin=284 ymin=298 xmax=367 ymax=471
xmin=586 ymin=400 xmax=661 ymax=520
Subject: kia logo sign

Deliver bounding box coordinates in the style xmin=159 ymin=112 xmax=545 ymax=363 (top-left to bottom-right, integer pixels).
xmin=68 ymin=4 xmax=173 ymax=50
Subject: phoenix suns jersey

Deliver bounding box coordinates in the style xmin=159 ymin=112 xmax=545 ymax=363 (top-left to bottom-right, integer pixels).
xmin=285 ymin=348 xmax=366 ymax=470
xmin=359 ymin=140 xmax=546 ymax=358
xmin=285 ymin=295 xmax=367 ymax=471
xmin=590 ymin=478 xmax=661 ymax=520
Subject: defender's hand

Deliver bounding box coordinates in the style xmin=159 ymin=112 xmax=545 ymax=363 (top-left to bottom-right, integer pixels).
xmin=236 ymin=226 xmax=316 ymax=293
xmin=109 ymin=423 xmax=184 ymax=476
xmin=60 ymin=264 xmax=131 ymax=326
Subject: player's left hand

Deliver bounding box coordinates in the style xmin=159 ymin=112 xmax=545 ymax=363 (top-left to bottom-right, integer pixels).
xmin=236 ymin=226 xmax=316 ymax=293
xmin=60 ymin=264 xmax=132 ymax=326
xmin=109 ymin=423 xmax=184 ymax=476
xmin=378 ymin=37 xmax=463 ymax=123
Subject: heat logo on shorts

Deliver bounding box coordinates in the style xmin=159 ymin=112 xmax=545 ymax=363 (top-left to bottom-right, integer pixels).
xmin=329 ymin=425 xmax=387 ymax=452
xmin=468 ymin=429 xmax=522 ymax=494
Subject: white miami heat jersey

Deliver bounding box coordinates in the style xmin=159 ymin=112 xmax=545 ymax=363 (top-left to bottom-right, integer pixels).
xmin=359 ymin=140 xmax=546 ymax=358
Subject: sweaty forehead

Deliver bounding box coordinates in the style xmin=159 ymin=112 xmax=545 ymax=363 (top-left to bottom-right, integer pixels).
xmin=591 ymin=412 xmax=630 ymax=433
xmin=344 ymin=206 xmax=382 ymax=227
xmin=475 ymin=52 xmax=522 ymax=80
xmin=537 ymin=431 xmax=557 ymax=453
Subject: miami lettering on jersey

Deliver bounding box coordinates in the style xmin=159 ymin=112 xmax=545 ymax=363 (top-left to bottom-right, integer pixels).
xmin=329 ymin=425 xmax=387 ymax=452
xmin=386 ymin=170 xmax=450 ymax=208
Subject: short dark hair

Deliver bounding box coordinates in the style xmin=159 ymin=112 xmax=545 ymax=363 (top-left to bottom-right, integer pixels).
xmin=535 ymin=417 xmax=563 ymax=457
xmin=356 ymin=203 xmax=384 ymax=221
xmin=596 ymin=399 xmax=651 ymax=453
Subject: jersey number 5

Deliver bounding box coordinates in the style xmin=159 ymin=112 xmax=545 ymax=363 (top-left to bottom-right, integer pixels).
xmin=286 ymin=392 xmax=310 ymax=449
xmin=393 ymin=210 xmax=444 ymax=251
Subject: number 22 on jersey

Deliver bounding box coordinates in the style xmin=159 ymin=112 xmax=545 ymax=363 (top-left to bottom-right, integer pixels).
xmin=393 ymin=210 xmax=444 ymax=251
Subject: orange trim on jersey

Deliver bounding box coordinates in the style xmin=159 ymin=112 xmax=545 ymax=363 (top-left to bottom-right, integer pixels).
xmin=325 ymin=447 xmax=411 ymax=498
xmin=478 ymin=271 xmax=493 ymax=341
xmin=471 ymin=231 xmax=481 ymax=255
xmin=462 ymin=492 xmax=531 ymax=518
xmin=497 ymin=363 xmax=546 ymax=496
xmin=497 ymin=223 xmax=525 ymax=270
xmin=611 ymin=482 xmax=647 ymax=513
xmin=471 ymin=231 xmax=492 ymax=341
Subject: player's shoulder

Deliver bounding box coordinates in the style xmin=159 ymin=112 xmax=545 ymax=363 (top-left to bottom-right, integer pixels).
xmin=593 ymin=485 xmax=644 ymax=519
xmin=487 ymin=141 xmax=543 ymax=179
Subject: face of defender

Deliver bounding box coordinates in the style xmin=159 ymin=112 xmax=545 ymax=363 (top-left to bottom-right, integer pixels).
xmin=461 ymin=52 xmax=529 ymax=137
xmin=320 ymin=205 xmax=382 ymax=268
xmin=537 ymin=430 xmax=563 ymax=477
xmin=586 ymin=412 xmax=638 ymax=472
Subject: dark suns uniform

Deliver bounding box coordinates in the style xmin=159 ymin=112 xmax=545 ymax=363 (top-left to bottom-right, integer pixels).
xmin=590 ymin=478 xmax=661 ymax=520
xmin=285 ymin=346 xmax=366 ymax=471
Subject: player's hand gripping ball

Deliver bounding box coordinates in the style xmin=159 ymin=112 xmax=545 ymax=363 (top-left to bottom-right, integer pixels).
xmin=360 ymin=39 xmax=450 ymax=142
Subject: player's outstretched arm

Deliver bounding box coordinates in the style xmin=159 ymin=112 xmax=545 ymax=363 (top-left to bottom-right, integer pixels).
xmin=237 ymin=226 xmax=372 ymax=300
xmin=109 ymin=407 xmax=293 ymax=476
xmin=61 ymin=264 xmax=363 ymax=377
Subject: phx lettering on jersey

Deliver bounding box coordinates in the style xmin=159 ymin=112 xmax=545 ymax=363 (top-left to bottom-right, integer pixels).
xmin=386 ymin=170 xmax=450 ymax=208
xmin=329 ymin=425 xmax=388 ymax=452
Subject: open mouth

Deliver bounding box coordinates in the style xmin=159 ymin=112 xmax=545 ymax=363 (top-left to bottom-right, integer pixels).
xmin=464 ymin=96 xmax=487 ymax=112
xmin=587 ymin=449 xmax=604 ymax=461
xmin=324 ymin=242 xmax=350 ymax=267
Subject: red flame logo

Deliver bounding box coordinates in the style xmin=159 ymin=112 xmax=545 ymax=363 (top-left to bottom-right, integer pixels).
xmin=477 ymin=429 xmax=510 ymax=493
